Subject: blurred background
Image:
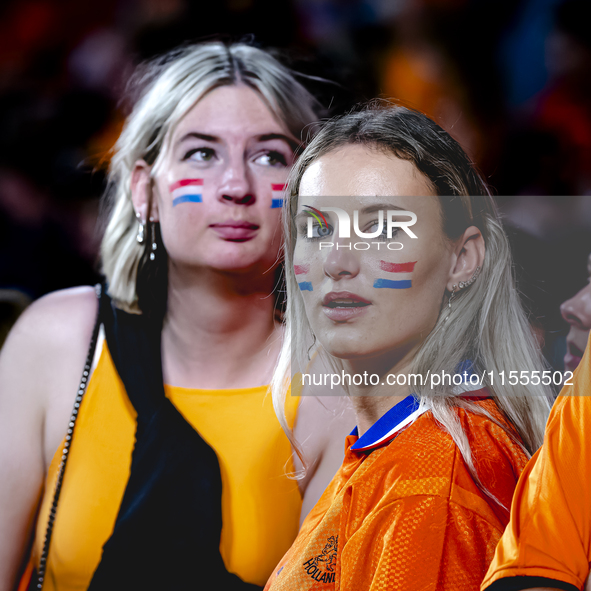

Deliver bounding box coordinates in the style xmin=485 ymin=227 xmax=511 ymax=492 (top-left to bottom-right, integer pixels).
xmin=0 ymin=0 xmax=590 ymax=369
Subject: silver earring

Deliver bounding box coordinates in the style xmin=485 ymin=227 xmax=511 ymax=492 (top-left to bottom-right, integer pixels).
xmin=136 ymin=212 xmax=145 ymax=244
xmin=445 ymin=284 xmax=457 ymax=322
xmin=459 ymin=265 xmax=481 ymax=289
xmin=149 ymin=221 xmax=157 ymax=261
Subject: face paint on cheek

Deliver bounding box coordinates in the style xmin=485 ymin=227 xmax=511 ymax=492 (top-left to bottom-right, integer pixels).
xmin=379 ymin=261 xmax=416 ymax=273
xmin=294 ymin=264 xmax=312 ymax=291
xmin=294 ymin=264 xmax=310 ymax=275
xmin=373 ymin=260 xmax=417 ymax=289
xmin=271 ymin=184 xmax=286 ymax=208
xmin=170 ymin=179 xmax=204 ymax=206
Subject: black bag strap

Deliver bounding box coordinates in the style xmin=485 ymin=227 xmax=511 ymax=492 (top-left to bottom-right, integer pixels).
xmin=88 ymin=287 xmax=261 ymax=590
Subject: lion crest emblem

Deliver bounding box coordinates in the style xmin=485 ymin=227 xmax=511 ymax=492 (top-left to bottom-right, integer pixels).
xmin=308 ymin=535 xmax=338 ymax=572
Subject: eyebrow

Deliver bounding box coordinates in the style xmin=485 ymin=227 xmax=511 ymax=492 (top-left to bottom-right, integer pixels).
xmin=294 ymin=203 xmax=410 ymax=219
xmin=179 ymin=132 xmax=219 ymax=144
xmin=359 ymin=203 xmax=408 ymax=214
xmin=257 ymin=133 xmax=299 ymax=152
xmin=177 ymin=131 xmax=299 ymax=151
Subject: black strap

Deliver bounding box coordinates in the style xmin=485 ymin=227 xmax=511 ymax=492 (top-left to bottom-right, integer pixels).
xmin=483 ymin=576 xmax=579 ymax=591
xmin=88 ymin=288 xmax=261 ymax=590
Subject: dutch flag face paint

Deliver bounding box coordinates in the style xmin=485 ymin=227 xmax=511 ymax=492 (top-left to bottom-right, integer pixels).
xmin=373 ymin=260 xmax=416 ymax=289
xmin=271 ymin=184 xmax=286 ymax=209
xmin=170 ymin=179 xmax=204 ymax=206
xmin=294 ymin=263 xmax=313 ymax=291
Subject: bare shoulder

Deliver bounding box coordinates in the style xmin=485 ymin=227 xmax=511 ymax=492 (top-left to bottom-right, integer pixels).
xmin=8 ymin=285 xmax=99 ymax=349
xmin=0 ymin=285 xmax=100 ymax=465
xmin=2 ymin=285 xmax=99 ymax=383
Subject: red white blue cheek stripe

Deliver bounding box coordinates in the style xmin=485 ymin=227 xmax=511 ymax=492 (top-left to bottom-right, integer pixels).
xmin=373 ymin=260 xmax=416 ymax=289
xmin=271 ymin=184 xmax=286 ymax=208
xmin=294 ymin=263 xmax=312 ymax=291
xmin=170 ymin=179 xmax=203 ymax=206
xmin=350 ymin=395 xmax=428 ymax=452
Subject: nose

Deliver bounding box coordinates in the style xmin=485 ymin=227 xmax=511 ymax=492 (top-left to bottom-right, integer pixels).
xmin=216 ymin=157 xmax=255 ymax=206
xmin=324 ymin=244 xmax=361 ymax=281
xmin=560 ymin=283 xmax=591 ymax=329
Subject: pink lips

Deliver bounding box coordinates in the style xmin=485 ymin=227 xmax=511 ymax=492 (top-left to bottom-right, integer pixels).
xmin=322 ymin=291 xmax=372 ymax=322
xmin=565 ymin=340 xmax=584 ymax=371
xmin=564 ymin=330 xmax=589 ymax=371
xmin=210 ymin=221 xmax=259 ymax=241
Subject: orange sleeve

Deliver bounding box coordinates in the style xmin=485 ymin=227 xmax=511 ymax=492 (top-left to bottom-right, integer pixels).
xmin=340 ymin=495 xmax=505 ymax=591
xmin=482 ymin=336 xmax=591 ymax=591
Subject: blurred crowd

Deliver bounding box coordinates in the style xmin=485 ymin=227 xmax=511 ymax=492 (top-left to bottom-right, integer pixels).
xmin=1 ymin=0 xmax=590 ymax=367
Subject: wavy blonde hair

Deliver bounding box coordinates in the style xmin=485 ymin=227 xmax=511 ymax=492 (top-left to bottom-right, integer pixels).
xmin=272 ymin=103 xmax=552 ymax=492
xmin=101 ymin=41 xmax=322 ymax=312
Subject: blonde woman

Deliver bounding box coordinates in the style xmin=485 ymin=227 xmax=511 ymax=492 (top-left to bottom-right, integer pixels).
xmin=267 ymin=103 xmax=553 ymax=591
xmin=0 ymin=42 xmax=351 ymax=590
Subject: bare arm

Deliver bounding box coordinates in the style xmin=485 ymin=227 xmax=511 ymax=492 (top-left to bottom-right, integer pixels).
xmin=0 ymin=287 xmax=97 ymax=591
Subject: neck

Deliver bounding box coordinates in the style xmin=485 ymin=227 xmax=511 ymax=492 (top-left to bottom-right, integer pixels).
xmin=340 ymin=349 xmax=417 ymax=436
xmin=161 ymin=262 xmax=281 ymax=389
xmin=352 ymin=394 xmax=408 ymax=436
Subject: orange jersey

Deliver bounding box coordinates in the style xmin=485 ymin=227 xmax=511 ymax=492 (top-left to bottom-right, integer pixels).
xmin=482 ymin=338 xmax=591 ymax=591
xmin=266 ymin=397 xmax=528 ymax=591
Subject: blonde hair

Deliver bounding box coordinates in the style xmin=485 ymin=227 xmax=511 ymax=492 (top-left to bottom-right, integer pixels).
xmin=101 ymin=41 xmax=322 ymax=312
xmin=272 ymin=103 xmax=552 ymax=489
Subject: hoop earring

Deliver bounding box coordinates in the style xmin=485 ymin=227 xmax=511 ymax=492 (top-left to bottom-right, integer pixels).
xmin=459 ymin=265 xmax=481 ymax=289
xmin=149 ymin=221 xmax=158 ymax=261
xmin=136 ymin=212 xmax=145 ymax=244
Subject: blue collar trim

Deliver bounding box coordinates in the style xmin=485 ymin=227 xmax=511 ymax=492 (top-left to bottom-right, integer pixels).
xmin=350 ymin=395 xmax=424 ymax=452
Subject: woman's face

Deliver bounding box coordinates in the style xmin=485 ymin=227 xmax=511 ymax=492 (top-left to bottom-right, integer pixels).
xmin=561 ymin=252 xmax=591 ymax=371
xmin=148 ymin=84 xmax=296 ymax=274
xmin=294 ymin=144 xmax=456 ymax=364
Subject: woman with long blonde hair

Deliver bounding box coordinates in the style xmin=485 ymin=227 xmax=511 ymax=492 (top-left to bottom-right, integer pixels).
xmin=268 ymin=103 xmax=552 ymax=591
xmin=0 ymin=41 xmax=351 ymax=591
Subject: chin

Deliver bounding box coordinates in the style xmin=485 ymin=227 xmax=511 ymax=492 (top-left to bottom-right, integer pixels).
xmin=318 ymin=337 xmax=377 ymax=361
xmin=207 ymin=248 xmax=275 ymax=270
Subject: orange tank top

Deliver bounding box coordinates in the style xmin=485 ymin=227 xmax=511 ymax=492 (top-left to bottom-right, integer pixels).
xmin=32 ymin=339 xmax=301 ymax=589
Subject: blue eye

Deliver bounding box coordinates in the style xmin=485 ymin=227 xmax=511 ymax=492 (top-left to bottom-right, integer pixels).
xmin=369 ymin=221 xmax=399 ymax=242
xmin=299 ymin=222 xmax=334 ymax=241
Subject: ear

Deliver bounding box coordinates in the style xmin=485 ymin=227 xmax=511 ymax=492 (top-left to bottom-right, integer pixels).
xmin=446 ymin=225 xmax=485 ymax=291
xmin=131 ymin=160 xmax=159 ymax=222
